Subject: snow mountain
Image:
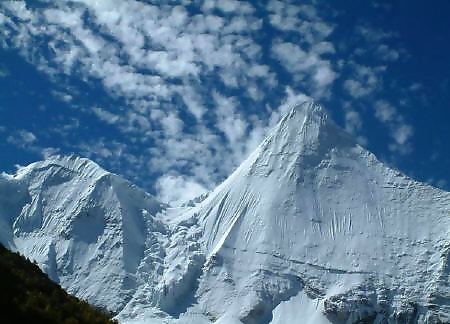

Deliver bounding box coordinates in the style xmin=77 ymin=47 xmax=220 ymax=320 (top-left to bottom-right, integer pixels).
xmin=1 ymin=102 xmax=449 ymax=323
xmin=0 ymin=154 xmax=168 ymax=314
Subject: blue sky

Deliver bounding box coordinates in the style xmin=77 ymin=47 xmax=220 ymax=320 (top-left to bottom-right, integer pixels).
xmin=1 ymin=0 xmax=449 ymax=205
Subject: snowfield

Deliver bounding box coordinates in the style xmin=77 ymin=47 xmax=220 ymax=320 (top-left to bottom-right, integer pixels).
xmin=1 ymin=102 xmax=449 ymax=323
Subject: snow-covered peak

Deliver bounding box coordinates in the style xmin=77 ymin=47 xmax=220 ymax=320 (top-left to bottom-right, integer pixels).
xmin=192 ymin=101 xmax=450 ymax=323
xmin=274 ymin=100 xmax=331 ymax=139
xmin=1 ymin=103 xmax=449 ymax=323
xmin=14 ymin=153 xmax=109 ymax=181
xmin=0 ymin=153 xmax=167 ymax=314
xmin=247 ymin=101 xmax=354 ymax=179
xmin=268 ymin=101 xmax=346 ymax=149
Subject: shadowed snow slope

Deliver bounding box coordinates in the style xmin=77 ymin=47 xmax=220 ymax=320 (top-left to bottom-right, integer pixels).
xmin=1 ymin=102 xmax=449 ymax=324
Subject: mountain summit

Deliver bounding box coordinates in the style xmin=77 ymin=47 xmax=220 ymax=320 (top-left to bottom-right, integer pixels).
xmin=195 ymin=102 xmax=450 ymax=323
xmin=1 ymin=102 xmax=449 ymax=324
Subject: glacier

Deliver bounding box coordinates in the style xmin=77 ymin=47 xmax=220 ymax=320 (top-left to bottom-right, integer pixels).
xmin=0 ymin=102 xmax=449 ymax=323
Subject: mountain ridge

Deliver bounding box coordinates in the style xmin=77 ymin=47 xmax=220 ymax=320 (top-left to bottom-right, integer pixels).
xmin=1 ymin=101 xmax=449 ymax=323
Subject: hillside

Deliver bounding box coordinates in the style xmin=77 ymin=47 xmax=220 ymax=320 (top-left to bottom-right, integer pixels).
xmin=0 ymin=243 xmax=118 ymax=324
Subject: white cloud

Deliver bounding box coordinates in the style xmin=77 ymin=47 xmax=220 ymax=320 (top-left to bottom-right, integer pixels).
xmin=0 ymin=0 xmax=417 ymax=203
xmin=203 ymin=0 xmax=255 ymax=15
xmin=344 ymin=80 xmax=369 ymax=98
xmin=344 ymin=110 xmax=363 ymax=134
xmin=355 ymin=25 xmax=395 ymax=42
xmin=156 ymin=174 xmax=208 ymax=207
xmin=374 ymin=100 xmax=396 ymax=122
xmin=268 ymin=0 xmax=301 ymax=32
xmin=5 ymin=130 xmax=64 ymax=160
xmin=1 ymin=1 xmax=32 ymax=20
xmin=223 ymin=16 xmax=262 ymax=33
xmin=267 ymin=1 xmax=332 ymax=41
xmin=214 ymin=93 xmax=247 ymax=144
xmin=267 ymin=0 xmax=337 ymax=98
xmin=21 ymin=132 xmax=37 ymax=144
xmin=216 ymin=0 xmax=240 ymax=13
xmin=409 ymin=83 xmax=422 ymax=91
xmin=272 ymin=40 xmax=337 ymax=97
xmin=341 ymin=103 xmax=368 ymax=146
xmin=78 ymin=138 xmax=125 ymax=160
xmin=356 ymin=136 xmax=368 ymax=147
xmin=161 ymin=112 xmax=184 ymax=137
xmin=7 ymin=130 xmax=37 ymax=147
xmin=92 ymin=107 xmax=120 ymax=124
xmin=313 ymin=64 xmax=337 ymax=88
xmin=52 ymin=91 xmax=73 ymax=103
xmin=372 ymin=100 xmax=414 ymax=154
xmin=44 ymin=8 xmax=83 ymax=29
xmin=343 ymin=64 xmax=382 ymax=98
xmin=377 ymin=44 xmax=399 ymax=61
xmin=41 ymin=147 xmax=60 ymax=158
xmin=177 ymin=86 xmax=206 ymax=120
xmin=311 ymin=41 xmax=335 ymax=55
xmin=337 ymin=23 xmax=412 ymax=155
xmin=393 ymin=124 xmax=413 ymax=145
xmin=188 ymin=14 xmax=224 ymax=33
xmin=352 ymin=24 xmax=402 ymax=74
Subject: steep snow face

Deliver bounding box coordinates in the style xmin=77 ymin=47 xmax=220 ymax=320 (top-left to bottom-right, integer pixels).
xmin=1 ymin=102 xmax=449 ymax=324
xmin=192 ymin=102 xmax=450 ymax=323
xmin=0 ymin=155 xmax=168 ymax=313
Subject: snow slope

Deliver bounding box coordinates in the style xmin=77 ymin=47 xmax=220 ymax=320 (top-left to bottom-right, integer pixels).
xmin=0 ymin=155 xmax=168 ymax=313
xmin=1 ymin=102 xmax=449 ymax=323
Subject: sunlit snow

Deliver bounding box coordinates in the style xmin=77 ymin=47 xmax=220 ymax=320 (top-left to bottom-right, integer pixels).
xmin=1 ymin=102 xmax=449 ymax=323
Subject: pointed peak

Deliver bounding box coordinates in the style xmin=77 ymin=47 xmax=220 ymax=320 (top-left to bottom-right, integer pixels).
xmin=282 ymin=100 xmax=329 ymax=125
xmin=246 ymin=101 xmax=356 ymax=176
xmin=289 ymin=100 xmax=320 ymax=113
xmin=271 ymin=100 xmax=334 ymax=141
